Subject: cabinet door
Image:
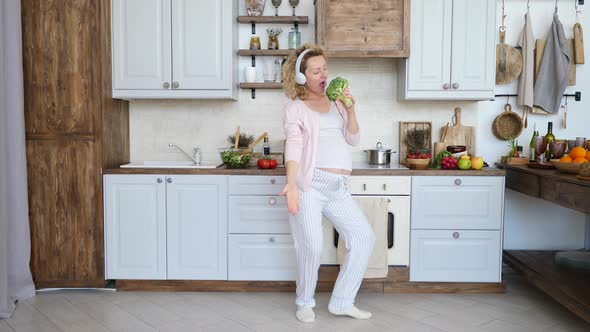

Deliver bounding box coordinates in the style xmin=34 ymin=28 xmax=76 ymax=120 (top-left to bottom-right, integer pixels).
xmin=166 ymin=175 xmax=227 ymax=280
xmin=411 ymin=176 xmax=504 ymax=230
xmin=228 ymin=234 xmax=297 ymax=281
xmin=450 ymin=0 xmax=496 ymax=93
xmin=171 ymin=0 xmax=231 ymax=90
xmin=104 ymin=175 xmax=167 ymax=279
xmin=410 ymin=230 xmax=501 ymax=282
xmin=406 ymin=0 xmax=452 ymax=91
xmin=111 ymin=0 xmax=171 ymax=90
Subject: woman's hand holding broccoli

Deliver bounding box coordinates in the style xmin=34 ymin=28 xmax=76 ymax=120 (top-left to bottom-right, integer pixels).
xmin=326 ymin=77 xmax=355 ymax=112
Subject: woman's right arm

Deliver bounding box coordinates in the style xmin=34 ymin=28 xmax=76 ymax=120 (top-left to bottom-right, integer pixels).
xmin=280 ymin=160 xmax=300 ymax=215
xmin=280 ymin=104 xmax=303 ymax=215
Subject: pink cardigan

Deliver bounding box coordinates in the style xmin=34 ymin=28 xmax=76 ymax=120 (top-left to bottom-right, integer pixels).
xmin=283 ymin=99 xmax=360 ymax=191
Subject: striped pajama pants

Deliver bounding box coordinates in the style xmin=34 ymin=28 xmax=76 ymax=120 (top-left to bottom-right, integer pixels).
xmin=289 ymin=168 xmax=375 ymax=311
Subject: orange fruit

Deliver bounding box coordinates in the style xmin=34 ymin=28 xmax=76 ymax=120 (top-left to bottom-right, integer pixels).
xmin=559 ymin=156 xmax=572 ymax=162
xmin=573 ymin=157 xmax=588 ymax=163
xmin=569 ymin=147 xmax=586 ymax=159
xmin=586 ymin=151 xmax=590 ymax=162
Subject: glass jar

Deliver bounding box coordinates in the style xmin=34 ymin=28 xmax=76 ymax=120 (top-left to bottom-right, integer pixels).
xmin=288 ymin=28 xmax=301 ymax=49
xmin=250 ymin=36 xmax=261 ymax=50
xmin=268 ymin=36 xmax=279 ymax=50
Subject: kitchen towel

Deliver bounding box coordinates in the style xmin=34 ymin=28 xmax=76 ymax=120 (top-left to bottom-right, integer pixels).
xmin=517 ymin=12 xmax=535 ymax=110
xmin=337 ymin=197 xmax=388 ymax=279
xmin=533 ymin=14 xmax=570 ymax=114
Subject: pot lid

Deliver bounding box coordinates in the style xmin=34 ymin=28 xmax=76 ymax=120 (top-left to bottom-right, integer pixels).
xmin=365 ymin=142 xmax=392 ymax=152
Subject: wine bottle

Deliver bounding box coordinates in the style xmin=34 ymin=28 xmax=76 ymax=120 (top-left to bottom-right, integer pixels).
xmin=263 ymin=136 xmax=270 ymax=156
xmin=529 ymin=125 xmax=538 ymax=161
xmin=544 ymin=122 xmax=555 ymax=160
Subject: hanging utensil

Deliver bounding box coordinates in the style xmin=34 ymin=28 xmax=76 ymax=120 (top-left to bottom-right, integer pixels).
xmin=241 ymin=132 xmax=268 ymax=155
xmin=496 ymin=0 xmax=523 ymax=85
xmin=562 ymin=96 xmax=568 ymax=129
xmin=574 ymin=1 xmax=585 ymax=64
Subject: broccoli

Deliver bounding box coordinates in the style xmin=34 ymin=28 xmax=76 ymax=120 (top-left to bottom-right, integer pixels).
xmin=326 ymin=77 xmax=353 ymax=107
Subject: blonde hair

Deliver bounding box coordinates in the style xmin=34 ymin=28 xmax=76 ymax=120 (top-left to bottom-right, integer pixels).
xmin=281 ymin=43 xmax=326 ymax=100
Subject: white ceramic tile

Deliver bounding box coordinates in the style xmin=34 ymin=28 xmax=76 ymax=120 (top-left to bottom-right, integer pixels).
xmin=116 ymin=299 xmax=182 ymax=326
xmin=0 ymin=321 xmax=14 ymax=332
xmin=75 ymin=297 xmax=158 ymax=332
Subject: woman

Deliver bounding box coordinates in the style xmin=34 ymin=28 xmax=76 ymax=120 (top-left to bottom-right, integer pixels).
xmin=279 ymin=44 xmax=375 ymax=323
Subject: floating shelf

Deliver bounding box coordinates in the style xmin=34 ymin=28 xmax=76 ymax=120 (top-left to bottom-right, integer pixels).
xmin=239 ymin=83 xmax=282 ymax=89
xmin=238 ymin=49 xmax=294 ymax=56
xmin=237 ymin=16 xmax=309 ymax=24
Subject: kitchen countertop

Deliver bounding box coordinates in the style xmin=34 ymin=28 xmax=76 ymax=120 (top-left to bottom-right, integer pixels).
xmin=103 ymin=162 xmax=506 ymax=176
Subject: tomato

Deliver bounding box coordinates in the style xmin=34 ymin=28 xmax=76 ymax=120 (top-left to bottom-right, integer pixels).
xmin=257 ymin=159 xmax=271 ymax=169
xmin=269 ymin=159 xmax=278 ymax=169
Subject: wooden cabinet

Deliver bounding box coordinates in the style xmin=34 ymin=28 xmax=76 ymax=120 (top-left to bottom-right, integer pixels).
xmin=398 ymin=0 xmax=496 ymax=100
xmin=111 ymin=0 xmax=237 ymax=99
xmin=104 ymin=175 xmax=227 ymax=280
xmin=22 ymin=0 xmax=129 ymax=288
xmin=410 ymin=176 xmax=504 ymax=282
xmin=315 ymin=0 xmax=410 ymax=57
xmin=227 ymin=176 xmax=297 ymax=281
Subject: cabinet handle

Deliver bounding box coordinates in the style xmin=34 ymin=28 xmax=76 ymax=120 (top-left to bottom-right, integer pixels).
xmin=167 ymin=178 xmax=173 ymax=184
xmin=383 ymin=183 xmax=387 ymax=191
xmin=268 ymin=197 xmax=276 ymax=205
xmin=363 ymin=183 xmax=367 ymax=191
xmin=387 ymin=198 xmax=391 ymax=203
xmin=443 ymin=83 xmax=450 ymax=90
xmin=452 ymin=83 xmax=459 ymax=89
xmin=269 ymin=237 xmax=275 ymax=243
xmin=453 ymin=232 xmax=460 ymax=239
xmin=162 ymin=82 xmax=170 ymax=89
xmin=454 ymin=179 xmax=462 ymax=185
xmin=172 ymin=82 xmax=179 ymax=89
xmin=270 ymin=178 xmax=276 ymax=184
xmin=157 ymin=178 xmax=163 ymax=183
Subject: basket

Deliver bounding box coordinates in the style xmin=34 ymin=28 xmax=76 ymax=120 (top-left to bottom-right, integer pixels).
xmin=492 ymin=103 xmax=523 ymax=140
xmin=406 ymin=158 xmax=431 ymax=170
xmin=551 ymin=161 xmax=582 ymax=174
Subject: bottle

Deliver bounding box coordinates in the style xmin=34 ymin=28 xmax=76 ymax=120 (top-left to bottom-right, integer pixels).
xmin=193 ymin=147 xmax=201 ymax=165
xmin=529 ymin=125 xmax=539 ymax=161
xmin=515 ymin=146 xmax=522 ymax=158
xmin=544 ymin=122 xmax=555 ymax=160
xmin=263 ymin=136 xmax=270 ymax=156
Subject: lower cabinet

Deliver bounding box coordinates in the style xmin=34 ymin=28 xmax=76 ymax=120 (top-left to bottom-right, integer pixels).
xmin=228 ymin=176 xmax=296 ymax=281
xmin=410 ymin=176 xmax=504 ymax=282
xmin=104 ymin=174 xmax=227 ymax=280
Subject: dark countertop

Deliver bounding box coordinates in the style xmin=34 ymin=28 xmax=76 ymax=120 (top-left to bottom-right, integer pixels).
xmin=500 ymin=164 xmax=590 ymax=187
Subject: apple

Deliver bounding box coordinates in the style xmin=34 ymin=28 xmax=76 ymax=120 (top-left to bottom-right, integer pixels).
xmin=470 ymin=156 xmax=484 ymax=170
xmin=457 ymin=158 xmax=471 ymax=170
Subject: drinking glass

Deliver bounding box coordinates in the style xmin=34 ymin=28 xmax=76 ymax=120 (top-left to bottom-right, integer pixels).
xmin=549 ymin=141 xmax=566 ymax=159
xmin=271 ymin=0 xmax=282 ymax=16
xmin=289 ymin=0 xmax=299 ymax=16
xmin=263 ymin=58 xmax=278 ymax=82
xmin=534 ymin=136 xmax=548 ymax=163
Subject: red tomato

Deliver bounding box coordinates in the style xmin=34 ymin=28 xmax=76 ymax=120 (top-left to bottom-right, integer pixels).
xmin=269 ymin=159 xmax=278 ymax=169
xmin=257 ymin=159 xmax=270 ymax=169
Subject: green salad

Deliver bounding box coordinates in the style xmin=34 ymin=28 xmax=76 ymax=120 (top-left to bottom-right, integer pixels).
xmin=220 ymin=150 xmax=251 ymax=168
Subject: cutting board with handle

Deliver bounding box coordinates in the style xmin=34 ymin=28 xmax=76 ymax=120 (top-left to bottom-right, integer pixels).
xmin=441 ymin=108 xmax=476 ymax=156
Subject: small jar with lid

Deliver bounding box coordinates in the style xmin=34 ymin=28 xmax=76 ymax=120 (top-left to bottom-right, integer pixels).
xmin=250 ymin=36 xmax=261 ymax=50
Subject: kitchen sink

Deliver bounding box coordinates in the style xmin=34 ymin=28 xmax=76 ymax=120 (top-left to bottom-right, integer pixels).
xmin=120 ymin=161 xmax=223 ymax=169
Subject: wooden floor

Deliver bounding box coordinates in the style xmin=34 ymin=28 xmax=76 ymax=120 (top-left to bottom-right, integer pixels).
xmin=1 ymin=267 xmax=589 ymax=332
xmin=503 ymin=250 xmax=590 ymax=324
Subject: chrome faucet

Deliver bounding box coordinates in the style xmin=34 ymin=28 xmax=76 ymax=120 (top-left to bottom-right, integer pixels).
xmin=168 ymin=144 xmax=200 ymax=165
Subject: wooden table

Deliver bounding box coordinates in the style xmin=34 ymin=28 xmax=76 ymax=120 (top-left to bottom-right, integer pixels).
xmin=501 ymin=164 xmax=590 ymax=323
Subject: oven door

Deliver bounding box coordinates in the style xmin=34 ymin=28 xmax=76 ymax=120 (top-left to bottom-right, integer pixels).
xmin=321 ymin=196 xmax=410 ymax=266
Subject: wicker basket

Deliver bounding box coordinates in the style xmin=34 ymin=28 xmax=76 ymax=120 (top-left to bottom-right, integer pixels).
xmin=492 ymin=103 xmax=523 ymax=140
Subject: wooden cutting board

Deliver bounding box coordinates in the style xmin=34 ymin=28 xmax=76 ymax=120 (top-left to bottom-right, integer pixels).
xmin=441 ymin=108 xmax=476 ymax=156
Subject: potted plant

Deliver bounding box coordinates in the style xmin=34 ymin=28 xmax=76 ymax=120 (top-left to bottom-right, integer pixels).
xmin=266 ymin=27 xmax=282 ymax=49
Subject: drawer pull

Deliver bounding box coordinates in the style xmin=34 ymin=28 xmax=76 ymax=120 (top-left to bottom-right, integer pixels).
xmin=167 ymin=178 xmax=173 ymax=184
xmin=157 ymin=178 xmax=163 ymax=183
xmin=363 ymin=183 xmax=367 ymax=191
xmin=269 ymin=237 xmax=275 ymax=243
xmin=270 ymin=178 xmax=276 ymax=184
xmin=383 ymin=183 xmax=387 ymax=190
xmin=268 ymin=197 xmax=276 ymax=205
xmin=453 ymin=232 xmax=460 ymax=239
xmin=454 ymin=179 xmax=462 ymax=186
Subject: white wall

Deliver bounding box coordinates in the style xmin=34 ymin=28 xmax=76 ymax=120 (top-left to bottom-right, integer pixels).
xmin=129 ymin=0 xmax=588 ymax=249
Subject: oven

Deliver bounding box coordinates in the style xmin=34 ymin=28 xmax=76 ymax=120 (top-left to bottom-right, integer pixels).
xmin=321 ymin=176 xmax=411 ymax=266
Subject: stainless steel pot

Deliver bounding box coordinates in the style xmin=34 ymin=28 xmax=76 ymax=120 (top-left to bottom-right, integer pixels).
xmin=364 ymin=142 xmax=395 ymax=165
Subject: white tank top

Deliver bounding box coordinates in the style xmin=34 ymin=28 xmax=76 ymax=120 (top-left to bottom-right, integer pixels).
xmin=316 ymin=103 xmax=352 ymax=171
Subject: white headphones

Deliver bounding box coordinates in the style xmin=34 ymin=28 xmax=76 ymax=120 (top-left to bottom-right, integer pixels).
xmin=295 ymin=49 xmax=312 ymax=85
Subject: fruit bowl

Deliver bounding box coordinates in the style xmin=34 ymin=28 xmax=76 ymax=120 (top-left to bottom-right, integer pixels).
xmin=219 ymin=148 xmax=251 ymax=169
xmin=406 ymin=158 xmax=431 ymax=170
xmin=551 ymin=161 xmax=583 ymax=174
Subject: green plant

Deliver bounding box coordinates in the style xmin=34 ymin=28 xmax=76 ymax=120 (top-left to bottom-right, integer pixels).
xmin=227 ymin=133 xmax=254 ymax=148
xmin=326 ymin=77 xmax=353 ymax=107
xmin=506 ymin=137 xmax=517 ymax=157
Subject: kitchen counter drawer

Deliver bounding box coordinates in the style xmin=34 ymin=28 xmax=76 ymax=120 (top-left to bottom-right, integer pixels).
xmin=411 ymin=176 xmax=504 ymax=230
xmin=229 ymin=196 xmax=289 ymax=234
xmin=348 ymin=176 xmax=411 ymax=195
xmin=410 ymin=229 xmax=501 ymax=282
xmin=228 ymin=234 xmax=297 ymax=281
xmin=229 ymin=176 xmax=285 ymax=195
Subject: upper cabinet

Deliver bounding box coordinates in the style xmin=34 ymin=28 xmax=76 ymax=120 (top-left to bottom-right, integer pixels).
xmin=111 ymin=0 xmax=237 ymax=99
xmin=315 ymin=0 xmax=410 ymax=58
xmin=398 ymin=0 xmax=496 ymax=100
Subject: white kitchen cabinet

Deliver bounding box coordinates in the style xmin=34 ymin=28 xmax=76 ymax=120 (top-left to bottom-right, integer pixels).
xmin=398 ymin=0 xmax=496 ymax=100
xmin=410 ymin=176 xmax=504 ymax=282
xmin=104 ymin=174 xmax=227 ymax=280
xmin=229 ymin=196 xmax=290 ymax=234
xmin=111 ymin=0 xmax=237 ymax=99
xmin=104 ymin=175 xmax=167 ymax=279
xmin=166 ymin=175 xmax=227 ymax=280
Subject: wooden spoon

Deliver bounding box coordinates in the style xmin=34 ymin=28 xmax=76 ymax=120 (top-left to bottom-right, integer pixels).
xmin=234 ymin=126 xmax=240 ymax=149
xmin=241 ymin=132 xmax=268 ymax=155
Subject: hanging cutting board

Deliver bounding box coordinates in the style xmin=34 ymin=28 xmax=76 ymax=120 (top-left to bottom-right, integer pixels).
xmin=574 ymin=23 xmax=585 ymax=64
xmin=441 ymin=108 xmax=476 ymax=156
xmin=496 ymin=29 xmax=523 ymax=85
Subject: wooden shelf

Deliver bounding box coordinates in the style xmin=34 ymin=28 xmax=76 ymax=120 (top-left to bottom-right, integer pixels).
xmin=504 ymin=250 xmax=590 ymax=323
xmin=237 ymin=16 xmax=309 ymax=24
xmin=239 ymin=82 xmax=282 ymax=89
xmin=239 ymin=49 xmax=293 ymax=56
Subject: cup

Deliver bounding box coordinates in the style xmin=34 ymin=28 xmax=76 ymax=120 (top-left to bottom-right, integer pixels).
xmin=244 ymin=66 xmax=256 ymax=83
xmin=263 ymin=59 xmax=277 ymax=82
xmin=575 ymin=137 xmax=587 ymax=148
xmin=433 ymin=142 xmax=446 ymax=159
